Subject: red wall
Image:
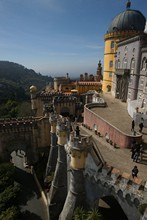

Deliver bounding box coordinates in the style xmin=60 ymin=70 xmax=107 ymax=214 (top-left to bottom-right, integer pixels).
xmin=84 ymin=106 xmax=142 ymax=148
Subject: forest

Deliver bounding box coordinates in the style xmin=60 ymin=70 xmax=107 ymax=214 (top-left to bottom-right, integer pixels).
xmin=0 ymin=61 xmax=53 ymax=118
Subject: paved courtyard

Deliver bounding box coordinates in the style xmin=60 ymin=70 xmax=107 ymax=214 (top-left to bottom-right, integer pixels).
xmin=80 ymin=92 xmax=147 ymax=182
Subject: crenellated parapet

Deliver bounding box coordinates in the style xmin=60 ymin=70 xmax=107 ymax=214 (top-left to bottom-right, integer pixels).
xmin=85 ymin=164 xmax=147 ymax=207
xmin=56 ymin=116 xmax=69 ymax=145
xmin=66 ymin=135 xmax=92 ymax=169
xmin=0 ymin=117 xmax=36 ymax=133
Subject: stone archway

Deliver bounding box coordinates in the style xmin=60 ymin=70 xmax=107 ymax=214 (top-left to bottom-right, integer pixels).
xmin=0 ymin=133 xmax=35 ymax=164
xmin=98 ymin=196 xmax=128 ymax=220
xmin=60 ymin=107 xmax=70 ymax=117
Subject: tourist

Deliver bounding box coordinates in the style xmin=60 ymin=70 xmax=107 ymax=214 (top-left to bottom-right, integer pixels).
xmin=139 ymin=118 xmax=144 ymax=133
xmin=131 ymin=120 xmax=135 ymax=132
xmin=132 ymin=165 xmax=139 ymax=178
xmin=75 ymin=126 xmax=80 ymax=136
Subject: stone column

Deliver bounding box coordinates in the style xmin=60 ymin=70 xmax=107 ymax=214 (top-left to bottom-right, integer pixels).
xmin=45 ymin=113 xmax=58 ymax=179
xmin=59 ymin=135 xmax=92 ymax=220
xmin=48 ymin=116 xmax=68 ymax=220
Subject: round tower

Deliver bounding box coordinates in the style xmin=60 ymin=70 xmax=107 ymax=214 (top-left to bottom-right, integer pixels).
xmin=48 ymin=116 xmax=68 ymax=220
xmin=102 ymin=0 xmax=146 ymax=93
xmin=59 ymin=135 xmax=92 ymax=220
xmin=45 ymin=113 xmax=58 ymax=180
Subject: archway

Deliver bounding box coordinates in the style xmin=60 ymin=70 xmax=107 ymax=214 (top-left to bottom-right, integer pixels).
xmin=98 ymin=196 xmax=128 ymax=220
xmin=0 ymin=134 xmax=35 ymax=166
xmin=60 ymin=107 xmax=70 ymax=117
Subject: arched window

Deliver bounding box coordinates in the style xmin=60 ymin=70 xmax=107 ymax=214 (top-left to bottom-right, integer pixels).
xmin=115 ymin=60 xmax=118 ymax=69
xmin=111 ymin=41 xmax=114 ymax=49
xmin=130 ymin=58 xmax=135 ymax=69
xmin=124 ymin=46 xmax=128 ymax=54
xmin=109 ymin=60 xmax=113 ymax=68
xmin=132 ymin=48 xmax=135 ymax=53
xmin=123 ymin=58 xmax=128 ymax=69
xmin=118 ymin=59 xmax=120 ymax=69
xmin=142 ymin=57 xmax=147 ymax=70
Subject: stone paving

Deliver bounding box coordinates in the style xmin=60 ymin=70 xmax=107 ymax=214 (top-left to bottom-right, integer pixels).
xmin=79 ymin=92 xmax=147 ymax=182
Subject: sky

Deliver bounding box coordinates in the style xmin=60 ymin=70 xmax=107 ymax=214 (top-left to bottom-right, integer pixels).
xmin=0 ymin=0 xmax=147 ymax=78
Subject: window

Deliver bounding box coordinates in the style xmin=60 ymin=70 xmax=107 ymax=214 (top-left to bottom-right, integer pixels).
xmin=142 ymin=57 xmax=147 ymax=70
xmin=130 ymin=58 xmax=135 ymax=70
xmin=109 ymin=60 xmax=113 ymax=68
xmin=118 ymin=59 xmax=120 ymax=69
xmin=140 ymin=78 xmax=144 ymax=85
xmin=115 ymin=60 xmax=118 ymax=69
xmin=111 ymin=41 xmax=114 ymax=49
xmin=123 ymin=58 xmax=128 ymax=69
xmin=132 ymin=48 xmax=135 ymax=53
xmin=124 ymin=46 xmax=128 ymax=54
xmin=109 ymin=73 xmax=112 ymax=77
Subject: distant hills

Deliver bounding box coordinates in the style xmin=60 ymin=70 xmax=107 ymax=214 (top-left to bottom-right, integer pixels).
xmin=0 ymin=61 xmax=53 ymax=118
xmin=0 ymin=61 xmax=53 ymax=91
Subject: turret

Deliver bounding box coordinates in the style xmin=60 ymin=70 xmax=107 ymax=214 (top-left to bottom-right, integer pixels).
xmin=95 ymin=60 xmax=103 ymax=82
xmin=48 ymin=116 xmax=68 ymax=220
xmin=59 ymin=134 xmax=92 ymax=220
xmin=45 ymin=113 xmax=58 ymax=185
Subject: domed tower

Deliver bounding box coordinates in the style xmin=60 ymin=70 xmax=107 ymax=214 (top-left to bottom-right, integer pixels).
xmin=48 ymin=116 xmax=68 ymax=220
xmin=102 ymin=0 xmax=146 ymax=93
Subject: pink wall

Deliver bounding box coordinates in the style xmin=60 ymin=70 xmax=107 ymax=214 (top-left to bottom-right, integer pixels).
xmin=84 ymin=106 xmax=142 ymax=148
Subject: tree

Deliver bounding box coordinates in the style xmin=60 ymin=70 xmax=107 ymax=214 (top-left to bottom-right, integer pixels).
xmin=74 ymin=207 xmax=103 ymax=220
xmin=0 ymin=184 xmax=21 ymax=212
xmin=87 ymin=208 xmax=103 ymax=220
xmin=0 ymin=206 xmax=21 ymax=220
xmin=0 ymin=163 xmax=15 ymax=193
xmin=74 ymin=207 xmax=87 ymax=220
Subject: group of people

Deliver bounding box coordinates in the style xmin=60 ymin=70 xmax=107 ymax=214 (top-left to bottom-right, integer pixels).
xmin=130 ymin=141 xmax=143 ymax=179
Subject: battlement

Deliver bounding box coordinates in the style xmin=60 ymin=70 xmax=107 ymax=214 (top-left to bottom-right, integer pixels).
xmin=56 ymin=116 xmax=69 ymax=132
xmin=0 ymin=117 xmax=36 ymax=133
xmin=85 ymin=164 xmax=147 ymax=205
xmin=67 ymin=135 xmax=92 ymax=151
xmin=104 ymin=30 xmax=140 ymax=40
xmin=54 ymin=95 xmax=77 ymax=104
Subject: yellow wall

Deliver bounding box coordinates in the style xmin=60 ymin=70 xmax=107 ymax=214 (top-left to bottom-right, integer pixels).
xmin=76 ymin=84 xmax=102 ymax=94
xmin=102 ymin=30 xmax=139 ymax=92
xmin=102 ymin=36 xmax=116 ymax=92
xmin=70 ymin=150 xmax=88 ymax=169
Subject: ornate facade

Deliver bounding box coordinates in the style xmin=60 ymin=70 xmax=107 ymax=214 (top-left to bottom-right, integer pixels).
xmin=102 ymin=0 xmax=146 ymax=94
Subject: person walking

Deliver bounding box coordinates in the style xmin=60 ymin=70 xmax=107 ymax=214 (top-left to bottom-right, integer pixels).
xmin=139 ymin=117 xmax=144 ymax=133
xmin=75 ymin=125 xmax=80 ymax=136
xmin=131 ymin=120 xmax=135 ymax=132
xmin=132 ymin=165 xmax=139 ymax=178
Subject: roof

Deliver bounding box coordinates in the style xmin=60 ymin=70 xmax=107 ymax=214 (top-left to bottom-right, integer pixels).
xmin=108 ymin=9 xmax=146 ymax=33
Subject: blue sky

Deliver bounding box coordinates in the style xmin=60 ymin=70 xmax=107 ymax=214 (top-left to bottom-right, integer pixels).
xmin=0 ymin=0 xmax=147 ymax=78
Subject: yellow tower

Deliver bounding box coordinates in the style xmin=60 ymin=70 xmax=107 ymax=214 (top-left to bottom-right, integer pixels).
xmin=102 ymin=0 xmax=146 ymax=93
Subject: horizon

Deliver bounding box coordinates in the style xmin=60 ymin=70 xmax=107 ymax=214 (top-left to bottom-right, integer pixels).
xmin=0 ymin=0 xmax=147 ymax=77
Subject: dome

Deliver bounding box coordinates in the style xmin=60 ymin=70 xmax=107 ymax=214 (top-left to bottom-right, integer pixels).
xmin=30 ymin=85 xmax=37 ymax=93
xmin=108 ymin=9 xmax=146 ymax=33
